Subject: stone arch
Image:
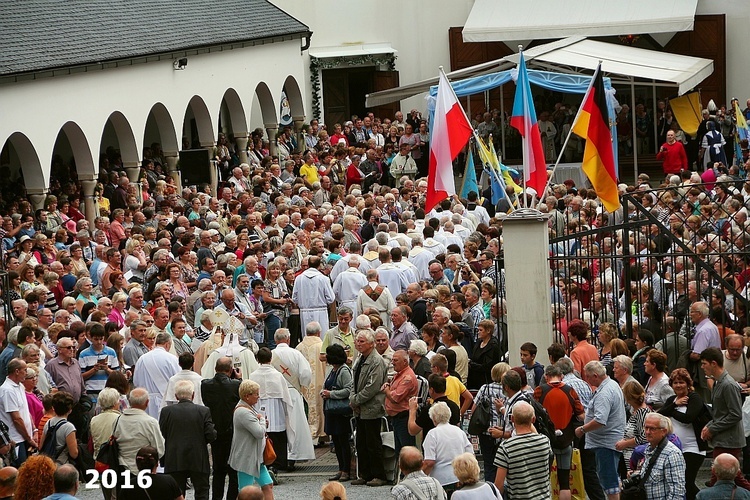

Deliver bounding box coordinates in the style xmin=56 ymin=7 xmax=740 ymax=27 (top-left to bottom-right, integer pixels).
xmin=143 ymin=102 xmax=179 ymax=156
xmin=0 ymin=132 xmax=44 ymax=191
xmin=100 ymin=111 xmax=140 ymax=169
xmin=253 ymin=82 xmax=278 ymax=127
xmin=56 ymin=121 xmax=96 ymax=181
xmin=282 ymin=75 xmax=305 ymax=120
xmin=219 ymin=88 xmax=248 ymax=138
xmin=183 ymin=95 xmax=215 ymax=149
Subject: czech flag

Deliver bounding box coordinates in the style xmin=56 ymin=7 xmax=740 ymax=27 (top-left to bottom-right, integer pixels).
xmin=571 ymin=64 xmax=621 ymax=213
xmin=426 ymin=69 xmax=473 ymax=213
xmin=510 ymin=53 xmax=548 ymax=196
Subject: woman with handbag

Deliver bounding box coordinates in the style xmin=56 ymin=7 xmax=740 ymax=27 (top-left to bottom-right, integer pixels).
xmin=469 ymin=362 xmax=509 ymax=482
xmin=657 ymin=368 xmax=708 ymax=500
xmin=229 ymin=379 xmax=274 ymax=499
xmin=90 ymin=388 xmax=122 ymax=500
xmin=321 ymin=344 xmax=353 ymax=482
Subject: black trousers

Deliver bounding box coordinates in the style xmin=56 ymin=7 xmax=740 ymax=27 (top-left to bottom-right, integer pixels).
xmin=268 ymin=430 xmax=289 ymax=471
xmin=170 ymin=470 xmax=210 ymax=500
xmin=211 ymin=436 xmax=238 ymax=500
xmin=355 ymin=418 xmax=385 ymax=481
xmin=332 ymin=432 xmax=351 ymax=474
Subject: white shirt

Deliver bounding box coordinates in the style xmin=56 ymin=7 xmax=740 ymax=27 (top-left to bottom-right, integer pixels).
xmin=133 ymin=347 xmax=181 ymax=418
xmin=422 ymin=422 xmax=473 ymax=486
xmin=0 ymin=378 xmax=32 ymax=443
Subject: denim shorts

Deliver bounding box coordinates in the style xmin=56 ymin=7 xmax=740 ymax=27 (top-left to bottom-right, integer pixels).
xmin=594 ymin=447 xmax=622 ymax=494
xmin=553 ymin=444 xmax=573 ymax=470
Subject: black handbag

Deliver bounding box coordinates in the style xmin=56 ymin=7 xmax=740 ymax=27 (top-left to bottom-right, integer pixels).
xmin=324 ymin=366 xmax=352 ymax=416
xmin=467 ymin=396 xmax=492 ymax=435
xmin=94 ymin=415 xmax=122 ymax=473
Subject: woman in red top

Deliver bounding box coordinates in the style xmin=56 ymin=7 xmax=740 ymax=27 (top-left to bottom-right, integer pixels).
xmin=656 ymin=130 xmax=688 ymax=174
xmin=346 ymin=155 xmax=365 ymax=190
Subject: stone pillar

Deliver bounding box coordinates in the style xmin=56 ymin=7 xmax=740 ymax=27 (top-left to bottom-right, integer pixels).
xmin=502 ymin=208 xmax=552 ymax=367
xmin=80 ymin=178 xmax=98 ymax=227
xmin=293 ymin=116 xmax=305 ymax=153
xmin=202 ymin=142 xmax=218 ymax=197
xmin=163 ymin=151 xmax=181 ymax=191
xmin=265 ymin=124 xmax=278 ymax=157
xmin=123 ymin=163 xmax=142 ymax=204
xmin=26 ymin=188 xmax=49 ymax=211
xmin=234 ymin=133 xmax=249 ymax=164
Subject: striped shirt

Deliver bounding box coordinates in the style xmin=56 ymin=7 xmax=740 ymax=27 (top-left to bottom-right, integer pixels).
xmin=494 ymin=432 xmax=552 ymax=500
xmin=79 ymin=346 xmax=119 ymax=396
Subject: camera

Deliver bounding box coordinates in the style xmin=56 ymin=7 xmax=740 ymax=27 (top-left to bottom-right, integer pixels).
xmin=621 ymin=473 xmax=642 ymax=490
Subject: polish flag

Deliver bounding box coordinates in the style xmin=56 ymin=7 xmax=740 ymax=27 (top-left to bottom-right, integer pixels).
xmin=425 ymin=69 xmax=473 ymax=214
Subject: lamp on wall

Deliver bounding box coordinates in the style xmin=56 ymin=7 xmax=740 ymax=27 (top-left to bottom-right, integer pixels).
xmin=173 ymin=58 xmax=188 ymax=70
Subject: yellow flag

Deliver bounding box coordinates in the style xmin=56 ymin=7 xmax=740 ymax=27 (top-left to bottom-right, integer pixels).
xmin=669 ymin=92 xmax=702 ymax=138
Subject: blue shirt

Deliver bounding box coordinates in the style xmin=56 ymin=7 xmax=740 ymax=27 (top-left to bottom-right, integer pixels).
xmin=585 ymin=376 xmax=626 ymax=450
xmin=78 ymin=345 xmax=119 ymax=396
xmin=43 ymin=493 xmax=79 ymax=500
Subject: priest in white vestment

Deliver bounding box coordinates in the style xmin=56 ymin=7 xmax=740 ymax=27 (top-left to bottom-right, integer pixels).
xmin=133 ymin=332 xmax=181 ymax=418
xmin=356 ymin=269 xmax=396 ymax=330
xmin=332 ymin=256 xmax=368 ymax=311
xmin=292 ymin=256 xmax=335 ymax=332
xmin=295 ymin=323 xmax=326 ymax=443
xmin=160 ymin=355 xmax=205 ymax=411
xmin=249 ymin=347 xmax=295 ymax=471
xmin=270 ymin=329 xmax=316 ymax=462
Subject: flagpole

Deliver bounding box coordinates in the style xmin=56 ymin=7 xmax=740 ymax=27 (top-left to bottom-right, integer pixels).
xmin=534 ymin=64 xmax=599 ymax=209
xmin=472 ymin=130 xmax=516 ymax=212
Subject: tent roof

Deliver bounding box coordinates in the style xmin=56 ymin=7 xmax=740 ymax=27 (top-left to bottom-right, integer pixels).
xmin=365 ymin=37 xmax=713 ymax=107
xmin=462 ymin=0 xmax=698 ymax=43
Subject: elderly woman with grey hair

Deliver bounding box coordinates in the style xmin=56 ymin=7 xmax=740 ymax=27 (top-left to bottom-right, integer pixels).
xmin=408 ymin=339 xmax=432 ymax=379
xmin=90 ymin=387 xmax=123 ymax=500
xmin=422 ymin=401 xmax=473 ymax=496
xmin=451 ymin=452 xmax=502 ymax=499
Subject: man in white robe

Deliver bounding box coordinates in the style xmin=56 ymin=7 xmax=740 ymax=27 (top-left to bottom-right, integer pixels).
xmin=160 ymin=352 xmax=204 ymax=411
xmin=356 ymin=269 xmax=396 ymax=330
xmin=407 ymin=236 xmax=433 ymax=281
xmin=292 ymin=256 xmax=335 ymax=332
xmin=133 ymin=332 xmax=181 ymax=418
xmin=329 ymin=243 xmax=372 ymax=284
xmin=270 ymin=329 xmax=315 ymax=464
xmin=332 ymin=256 xmax=368 ymax=311
xmin=249 ymin=347 xmax=295 ymax=471
xmin=376 ymin=248 xmax=410 ymax=298
xmin=296 ymin=322 xmax=326 ymax=443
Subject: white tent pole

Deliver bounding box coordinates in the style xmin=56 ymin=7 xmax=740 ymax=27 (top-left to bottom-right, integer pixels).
xmin=652 ymin=83 xmax=658 ymax=153
xmin=500 ymin=84 xmax=506 ymax=159
xmin=631 ymin=79 xmax=639 ymax=180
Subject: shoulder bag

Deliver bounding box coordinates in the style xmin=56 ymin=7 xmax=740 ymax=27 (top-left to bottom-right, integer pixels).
xmin=234 ymin=403 xmax=276 ymax=466
xmin=95 ymin=415 xmax=122 ymax=473
xmin=324 ymin=366 xmax=353 ymax=416
xmin=620 ymin=438 xmax=668 ymax=500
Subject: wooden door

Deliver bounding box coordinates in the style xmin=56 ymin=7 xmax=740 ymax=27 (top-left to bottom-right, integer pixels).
xmin=322 ymin=70 xmax=349 ymax=126
xmin=371 ymin=70 xmax=400 ymax=120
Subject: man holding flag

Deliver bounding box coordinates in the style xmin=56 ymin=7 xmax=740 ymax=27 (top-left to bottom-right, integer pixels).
xmin=425 ymin=68 xmax=474 ymax=213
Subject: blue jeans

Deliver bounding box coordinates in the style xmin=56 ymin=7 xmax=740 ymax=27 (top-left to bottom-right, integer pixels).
xmin=594 ymin=447 xmax=622 ymax=495
xmin=264 ymin=314 xmax=281 ymax=350
xmin=391 ymin=413 xmax=414 ymax=459
xmin=12 ymin=441 xmax=28 ymax=468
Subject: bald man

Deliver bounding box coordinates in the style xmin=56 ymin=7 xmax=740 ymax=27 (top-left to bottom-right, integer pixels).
xmin=0 ymin=466 xmax=17 ymax=500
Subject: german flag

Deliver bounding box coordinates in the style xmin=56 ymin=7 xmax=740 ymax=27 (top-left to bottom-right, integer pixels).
xmin=572 ymin=65 xmax=620 ymax=213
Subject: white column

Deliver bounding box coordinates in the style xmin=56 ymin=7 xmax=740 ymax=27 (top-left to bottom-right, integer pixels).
xmin=80 ymin=178 xmax=98 ymax=227
xmin=202 ymin=142 xmax=218 ymax=197
xmin=26 ymin=188 xmax=49 ymax=211
xmin=502 ymin=208 xmax=553 ymax=367
xmin=265 ymin=124 xmax=278 ymax=157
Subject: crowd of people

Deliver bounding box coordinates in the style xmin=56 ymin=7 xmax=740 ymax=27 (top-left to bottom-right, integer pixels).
xmin=1 ymin=99 xmax=750 ymax=500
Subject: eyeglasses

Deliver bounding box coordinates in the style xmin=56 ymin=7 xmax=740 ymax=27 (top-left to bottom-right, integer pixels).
xmin=59 ymin=346 xmax=76 ymax=350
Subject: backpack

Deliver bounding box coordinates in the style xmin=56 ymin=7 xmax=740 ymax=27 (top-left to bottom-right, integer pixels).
xmin=414 ymin=374 xmax=429 ymax=405
xmin=40 ymin=419 xmax=68 ymax=459
xmin=525 ymin=396 xmax=557 ymax=446
xmin=537 ymin=383 xmax=581 ymax=448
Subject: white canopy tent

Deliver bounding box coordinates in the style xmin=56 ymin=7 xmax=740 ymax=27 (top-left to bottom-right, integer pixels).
xmin=365 ymin=36 xmax=713 ymax=177
xmin=462 ymin=0 xmax=698 ymax=43
xmin=366 ymin=37 xmax=713 ymax=107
